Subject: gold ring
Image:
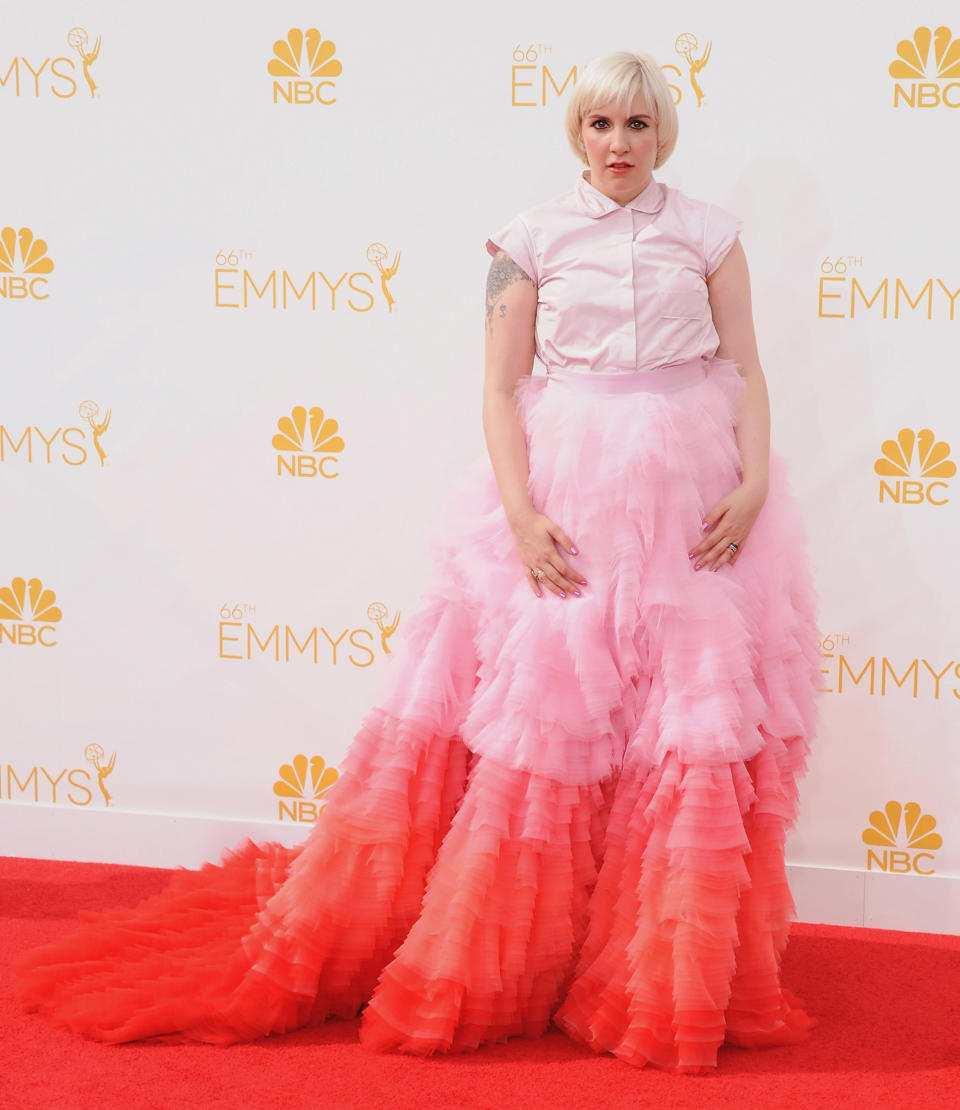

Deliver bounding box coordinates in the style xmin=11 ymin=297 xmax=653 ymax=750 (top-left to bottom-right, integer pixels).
xmin=728 ymin=542 xmax=739 ymax=553
xmin=530 ymin=567 xmax=545 ymax=581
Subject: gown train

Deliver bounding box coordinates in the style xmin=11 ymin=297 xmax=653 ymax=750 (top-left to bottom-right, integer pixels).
xmin=16 ymin=356 xmax=820 ymax=1072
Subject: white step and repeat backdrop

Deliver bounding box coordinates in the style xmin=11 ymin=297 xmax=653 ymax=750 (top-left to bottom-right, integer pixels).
xmin=1 ymin=1 xmax=958 ymax=933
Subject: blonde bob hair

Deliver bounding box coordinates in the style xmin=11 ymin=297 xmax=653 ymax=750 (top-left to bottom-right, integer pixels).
xmin=565 ymin=52 xmax=679 ymax=169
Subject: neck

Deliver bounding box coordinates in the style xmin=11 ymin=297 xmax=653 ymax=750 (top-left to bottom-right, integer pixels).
xmin=584 ymin=170 xmax=653 ymax=207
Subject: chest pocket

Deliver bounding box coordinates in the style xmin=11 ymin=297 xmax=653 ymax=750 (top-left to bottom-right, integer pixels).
xmin=657 ymin=268 xmax=709 ymax=320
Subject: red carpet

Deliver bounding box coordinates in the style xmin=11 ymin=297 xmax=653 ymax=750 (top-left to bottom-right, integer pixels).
xmin=2 ymin=855 xmax=958 ymax=1110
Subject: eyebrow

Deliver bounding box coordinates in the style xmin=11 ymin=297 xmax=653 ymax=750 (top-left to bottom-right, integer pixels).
xmin=585 ymin=112 xmax=653 ymax=121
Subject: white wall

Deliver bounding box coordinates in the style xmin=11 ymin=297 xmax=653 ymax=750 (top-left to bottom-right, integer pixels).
xmin=2 ymin=0 xmax=957 ymax=932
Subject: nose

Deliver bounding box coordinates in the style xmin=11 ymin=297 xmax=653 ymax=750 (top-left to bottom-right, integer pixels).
xmin=608 ymin=127 xmax=630 ymax=153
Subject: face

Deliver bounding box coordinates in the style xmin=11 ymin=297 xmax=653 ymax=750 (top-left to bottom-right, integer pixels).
xmin=580 ymin=92 xmax=659 ymax=205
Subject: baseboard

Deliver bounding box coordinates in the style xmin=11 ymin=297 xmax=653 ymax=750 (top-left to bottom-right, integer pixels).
xmin=0 ymin=803 xmax=308 ymax=870
xmin=3 ymin=805 xmax=957 ymax=935
xmin=786 ymin=862 xmax=959 ymax=934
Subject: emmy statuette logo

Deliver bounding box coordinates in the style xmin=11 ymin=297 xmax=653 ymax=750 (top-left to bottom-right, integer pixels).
xmin=673 ymin=33 xmax=711 ymax=107
xmin=366 ymin=243 xmax=401 ymax=311
xmin=0 ymin=27 xmax=101 ymax=100
xmin=367 ymin=602 xmax=401 ymax=654
xmin=510 ymin=34 xmax=711 ymax=108
xmin=219 ymin=601 xmax=401 ymax=666
xmin=85 ymin=744 xmax=117 ymax=807
xmin=0 ymin=400 xmax=111 ymax=467
xmin=1 ymin=747 xmax=117 ymax=808
xmin=67 ymin=28 xmax=100 ymax=98
xmin=214 ymin=243 xmax=400 ymax=312
xmin=78 ymin=401 xmax=111 ymax=466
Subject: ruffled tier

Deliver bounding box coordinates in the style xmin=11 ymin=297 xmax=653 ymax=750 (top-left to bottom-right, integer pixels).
xmin=17 ymin=597 xmax=483 ymax=1043
xmin=411 ymin=358 xmax=820 ymax=785
xmin=16 ymin=358 xmax=819 ymax=1067
xmin=359 ymin=757 xmax=615 ymax=1054
xmin=554 ymin=734 xmax=816 ymax=1073
xmin=16 ymin=718 xmax=470 ymax=1044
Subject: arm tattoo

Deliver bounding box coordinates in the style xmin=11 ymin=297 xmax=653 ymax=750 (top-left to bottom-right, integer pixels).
xmin=486 ymin=253 xmax=533 ymax=328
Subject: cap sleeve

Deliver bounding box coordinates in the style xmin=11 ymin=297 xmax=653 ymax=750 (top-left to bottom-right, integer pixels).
xmin=485 ymin=214 xmax=538 ymax=284
xmin=703 ymin=204 xmax=743 ymax=276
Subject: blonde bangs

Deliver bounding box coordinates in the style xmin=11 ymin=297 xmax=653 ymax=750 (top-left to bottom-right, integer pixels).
xmin=564 ymin=51 xmax=679 ymax=168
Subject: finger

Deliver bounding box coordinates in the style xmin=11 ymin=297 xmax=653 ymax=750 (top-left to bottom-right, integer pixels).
xmin=700 ymin=503 xmax=728 ymax=534
xmin=546 ymin=561 xmax=584 ymax=596
xmin=693 ymin=537 xmax=733 ymax=571
xmin=689 ymin=514 xmax=728 ymax=558
xmin=689 ymin=535 xmax=714 ymax=559
xmin=708 ymin=538 xmax=741 ymax=571
xmin=710 ymin=548 xmax=733 ymax=571
xmin=524 ymin=564 xmax=545 ymax=597
xmin=540 ymin=564 xmax=570 ymax=598
xmin=526 ymin=559 xmax=564 ymax=597
xmin=690 ymin=528 xmax=726 ymax=560
xmin=547 ymin=554 xmax=588 ymax=588
xmin=548 ymin=525 xmax=579 ymax=557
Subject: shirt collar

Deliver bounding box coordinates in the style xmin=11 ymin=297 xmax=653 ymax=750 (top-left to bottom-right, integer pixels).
xmin=575 ymin=171 xmax=665 ymax=218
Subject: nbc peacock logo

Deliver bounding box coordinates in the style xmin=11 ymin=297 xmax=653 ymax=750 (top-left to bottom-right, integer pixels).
xmin=863 ymin=801 xmax=942 ymax=875
xmin=0 ymin=577 xmax=62 ymax=647
xmin=272 ymin=405 xmax=345 ymax=478
xmin=890 ymin=26 xmax=960 ymax=107
xmin=268 ymin=28 xmax=342 ymax=105
xmin=274 ymin=754 xmax=339 ymax=821
xmin=0 ymin=226 xmax=54 ymax=300
xmin=875 ymin=427 xmax=956 ymax=506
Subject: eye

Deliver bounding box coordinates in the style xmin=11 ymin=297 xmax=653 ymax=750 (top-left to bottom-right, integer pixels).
xmin=629 ymin=119 xmax=649 ymax=129
xmin=589 ymin=118 xmax=610 ymax=129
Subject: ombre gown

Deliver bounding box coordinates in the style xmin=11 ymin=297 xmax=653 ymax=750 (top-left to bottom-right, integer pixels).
xmin=16 ymin=172 xmax=819 ymax=1074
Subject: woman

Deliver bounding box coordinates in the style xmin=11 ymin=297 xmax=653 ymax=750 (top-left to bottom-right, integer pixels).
xmin=16 ymin=52 xmax=819 ymax=1074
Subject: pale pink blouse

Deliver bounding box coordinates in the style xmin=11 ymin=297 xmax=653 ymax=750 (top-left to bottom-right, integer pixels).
xmin=486 ymin=172 xmax=741 ymax=374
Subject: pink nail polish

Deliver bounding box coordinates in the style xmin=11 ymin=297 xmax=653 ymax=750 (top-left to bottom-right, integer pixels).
xmin=559 ymin=591 xmax=566 ymax=599
xmin=702 ymin=522 xmax=709 ymax=531
xmin=694 ymin=563 xmax=702 ymax=571
xmin=570 ymin=546 xmax=578 ymax=555
xmin=573 ymin=590 xmax=581 ymax=597
xmin=580 ymin=579 xmax=588 ymax=586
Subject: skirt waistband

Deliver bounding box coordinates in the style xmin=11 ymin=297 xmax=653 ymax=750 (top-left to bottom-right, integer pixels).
xmin=544 ymin=358 xmax=707 ymax=395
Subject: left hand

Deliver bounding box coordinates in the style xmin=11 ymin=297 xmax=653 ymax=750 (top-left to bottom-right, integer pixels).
xmin=688 ymin=482 xmax=767 ymax=571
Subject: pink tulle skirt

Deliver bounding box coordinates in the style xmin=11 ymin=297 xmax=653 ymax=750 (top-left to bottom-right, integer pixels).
xmin=16 ymin=356 xmax=820 ymax=1073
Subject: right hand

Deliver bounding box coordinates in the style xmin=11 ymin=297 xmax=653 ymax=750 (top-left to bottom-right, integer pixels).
xmin=508 ymin=507 xmax=587 ymax=599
